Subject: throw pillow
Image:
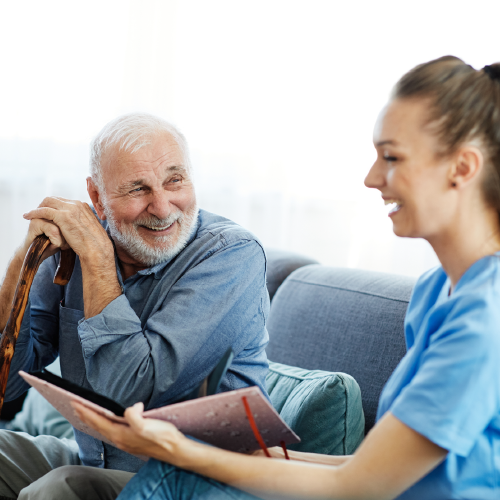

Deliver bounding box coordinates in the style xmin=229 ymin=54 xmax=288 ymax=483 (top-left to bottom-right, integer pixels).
xmin=266 ymin=361 xmax=364 ymax=455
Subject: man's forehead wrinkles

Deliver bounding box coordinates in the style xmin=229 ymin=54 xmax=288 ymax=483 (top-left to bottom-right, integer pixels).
xmin=116 ymin=161 xmax=186 ymax=178
xmin=128 ymin=164 xmax=186 ymax=178
xmin=116 ymin=149 xmax=178 ymax=165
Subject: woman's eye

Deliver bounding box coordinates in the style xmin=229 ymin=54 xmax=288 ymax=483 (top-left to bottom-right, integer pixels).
xmin=383 ymin=155 xmax=398 ymax=163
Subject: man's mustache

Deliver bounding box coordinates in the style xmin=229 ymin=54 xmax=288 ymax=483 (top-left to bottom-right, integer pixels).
xmin=133 ymin=212 xmax=184 ymax=229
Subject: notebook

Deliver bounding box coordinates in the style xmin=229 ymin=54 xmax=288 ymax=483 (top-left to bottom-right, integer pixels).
xmin=19 ymin=350 xmax=300 ymax=455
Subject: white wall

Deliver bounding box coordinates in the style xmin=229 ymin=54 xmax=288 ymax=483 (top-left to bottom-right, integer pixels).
xmin=1 ymin=0 xmax=499 ymax=277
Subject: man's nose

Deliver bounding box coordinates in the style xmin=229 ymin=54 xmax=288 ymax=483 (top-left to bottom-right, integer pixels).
xmin=146 ymin=189 xmax=176 ymax=220
xmin=364 ymin=160 xmax=386 ymax=190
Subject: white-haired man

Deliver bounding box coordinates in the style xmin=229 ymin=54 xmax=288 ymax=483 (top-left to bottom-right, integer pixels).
xmin=0 ymin=113 xmax=270 ymax=500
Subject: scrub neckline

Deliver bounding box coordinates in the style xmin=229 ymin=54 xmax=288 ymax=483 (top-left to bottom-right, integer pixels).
xmin=444 ymin=250 xmax=500 ymax=298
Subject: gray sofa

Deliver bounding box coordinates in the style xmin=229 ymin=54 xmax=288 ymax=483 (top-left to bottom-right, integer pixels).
xmin=265 ymin=250 xmax=416 ymax=433
xmin=3 ymin=249 xmax=416 ymax=443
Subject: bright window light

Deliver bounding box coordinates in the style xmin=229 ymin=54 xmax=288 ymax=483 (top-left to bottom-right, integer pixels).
xmin=1 ymin=0 xmax=499 ymax=276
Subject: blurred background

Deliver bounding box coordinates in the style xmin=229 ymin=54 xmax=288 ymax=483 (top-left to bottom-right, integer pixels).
xmin=1 ymin=0 xmax=499 ymax=277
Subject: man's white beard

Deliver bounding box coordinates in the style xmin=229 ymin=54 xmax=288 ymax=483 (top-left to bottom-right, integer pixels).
xmin=104 ymin=203 xmax=199 ymax=267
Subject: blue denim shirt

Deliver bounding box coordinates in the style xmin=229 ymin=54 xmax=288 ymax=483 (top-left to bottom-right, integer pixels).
xmin=6 ymin=209 xmax=270 ymax=472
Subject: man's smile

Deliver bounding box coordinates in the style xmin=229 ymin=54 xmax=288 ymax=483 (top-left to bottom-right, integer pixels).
xmin=139 ymin=221 xmax=176 ymax=234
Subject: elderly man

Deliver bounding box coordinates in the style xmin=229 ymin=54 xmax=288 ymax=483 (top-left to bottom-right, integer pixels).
xmin=0 ymin=113 xmax=269 ymax=499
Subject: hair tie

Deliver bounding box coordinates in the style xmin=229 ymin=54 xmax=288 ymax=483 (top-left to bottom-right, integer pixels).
xmin=483 ymin=65 xmax=500 ymax=82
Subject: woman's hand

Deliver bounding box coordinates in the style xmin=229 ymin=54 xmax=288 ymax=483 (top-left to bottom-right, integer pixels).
xmin=72 ymin=401 xmax=189 ymax=463
xmin=251 ymin=447 xmax=284 ymax=458
xmin=74 ymin=403 xmax=446 ymax=499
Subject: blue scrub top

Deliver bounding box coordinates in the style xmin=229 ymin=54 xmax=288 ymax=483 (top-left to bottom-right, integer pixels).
xmin=377 ymin=253 xmax=500 ymax=500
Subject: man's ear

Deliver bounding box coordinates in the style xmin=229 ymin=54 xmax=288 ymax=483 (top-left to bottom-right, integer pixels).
xmin=87 ymin=177 xmax=106 ymax=220
xmin=449 ymin=145 xmax=484 ymax=188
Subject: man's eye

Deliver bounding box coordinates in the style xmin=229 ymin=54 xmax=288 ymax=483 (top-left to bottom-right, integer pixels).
xmin=131 ymin=187 xmax=143 ymax=193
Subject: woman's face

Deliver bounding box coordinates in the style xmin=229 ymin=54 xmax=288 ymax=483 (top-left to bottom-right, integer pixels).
xmin=365 ymin=98 xmax=455 ymax=240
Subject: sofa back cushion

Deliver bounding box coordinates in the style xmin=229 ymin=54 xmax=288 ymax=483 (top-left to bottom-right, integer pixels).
xmin=266 ymin=265 xmax=415 ymax=433
xmin=265 ymin=249 xmax=319 ymax=301
xmin=266 ymin=361 xmax=364 ymax=455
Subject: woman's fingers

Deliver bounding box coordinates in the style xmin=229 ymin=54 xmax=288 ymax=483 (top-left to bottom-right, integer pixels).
xmin=72 ymin=402 xmax=114 ymax=433
xmin=73 ymin=401 xmax=186 ymax=461
xmin=124 ymin=403 xmax=145 ymax=432
xmin=72 ymin=402 xmax=133 ymax=447
xmin=73 ymin=402 xmax=154 ymax=455
xmin=124 ymin=403 xmax=182 ymax=446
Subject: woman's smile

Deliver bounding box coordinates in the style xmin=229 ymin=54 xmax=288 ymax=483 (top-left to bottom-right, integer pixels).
xmin=384 ymin=198 xmax=403 ymax=216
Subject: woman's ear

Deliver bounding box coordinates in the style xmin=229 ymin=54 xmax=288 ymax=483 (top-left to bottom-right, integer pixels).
xmin=449 ymin=146 xmax=484 ymax=189
xmin=87 ymin=177 xmax=107 ymax=220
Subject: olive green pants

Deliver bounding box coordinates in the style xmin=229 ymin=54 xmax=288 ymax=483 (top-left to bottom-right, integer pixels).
xmin=0 ymin=430 xmax=133 ymax=500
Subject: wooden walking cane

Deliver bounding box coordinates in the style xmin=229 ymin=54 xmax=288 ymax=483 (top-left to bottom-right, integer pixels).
xmin=0 ymin=235 xmax=76 ymax=416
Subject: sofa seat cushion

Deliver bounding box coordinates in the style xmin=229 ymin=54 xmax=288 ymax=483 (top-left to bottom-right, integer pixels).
xmin=266 ymin=361 xmax=364 ymax=455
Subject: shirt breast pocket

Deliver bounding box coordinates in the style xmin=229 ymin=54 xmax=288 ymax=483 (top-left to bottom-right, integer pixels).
xmin=59 ymin=304 xmax=86 ymax=386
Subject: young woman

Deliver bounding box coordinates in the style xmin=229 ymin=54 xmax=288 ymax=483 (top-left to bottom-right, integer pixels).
xmin=75 ymin=56 xmax=500 ymax=499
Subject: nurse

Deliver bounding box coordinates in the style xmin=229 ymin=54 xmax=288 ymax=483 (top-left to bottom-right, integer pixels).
xmin=73 ymin=56 xmax=500 ymax=500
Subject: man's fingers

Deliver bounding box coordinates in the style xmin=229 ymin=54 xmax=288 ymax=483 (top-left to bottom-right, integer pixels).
xmin=37 ymin=196 xmax=76 ymax=209
xmin=24 ymin=206 xmax=59 ymax=222
xmin=27 ymin=198 xmax=88 ymax=222
xmin=23 ymin=219 xmax=67 ymax=253
xmin=50 ymin=196 xmax=75 ymax=203
xmin=25 ymin=200 xmax=101 ymax=235
xmin=22 ymin=196 xmax=113 ymax=263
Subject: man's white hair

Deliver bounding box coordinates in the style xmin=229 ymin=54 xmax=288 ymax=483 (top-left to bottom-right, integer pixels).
xmin=89 ymin=112 xmax=191 ymax=193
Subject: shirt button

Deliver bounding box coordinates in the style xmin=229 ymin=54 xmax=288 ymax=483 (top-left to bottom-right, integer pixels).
xmin=100 ymin=453 xmax=104 ymax=461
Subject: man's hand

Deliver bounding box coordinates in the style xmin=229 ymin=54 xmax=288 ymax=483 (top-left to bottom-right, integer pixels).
xmin=23 ymin=197 xmax=113 ymax=263
xmin=72 ymin=401 xmax=189 ymax=463
xmin=23 ymin=196 xmax=122 ymax=319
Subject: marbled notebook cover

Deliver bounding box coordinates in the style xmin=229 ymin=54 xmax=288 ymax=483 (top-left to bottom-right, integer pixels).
xmin=19 ymin=371 xmax=300 ymax=455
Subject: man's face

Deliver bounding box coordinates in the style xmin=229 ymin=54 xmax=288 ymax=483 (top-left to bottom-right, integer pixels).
xmin=96 ymin=133 xmax=198 ymax=267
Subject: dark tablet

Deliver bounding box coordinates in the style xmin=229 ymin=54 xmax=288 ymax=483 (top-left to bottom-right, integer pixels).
xmin=28 ymin=369 xmax=126 ymax=416
xmin=28 ymin=347 xmax=235 ymax=417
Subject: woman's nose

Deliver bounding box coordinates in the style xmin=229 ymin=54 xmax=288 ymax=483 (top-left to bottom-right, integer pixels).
xmin=364 ymin=160 xmax=386 ymax=190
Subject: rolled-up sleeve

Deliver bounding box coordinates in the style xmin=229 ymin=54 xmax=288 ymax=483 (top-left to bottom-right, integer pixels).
xmin=78 ymin=237 xmax=269 ymax=409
